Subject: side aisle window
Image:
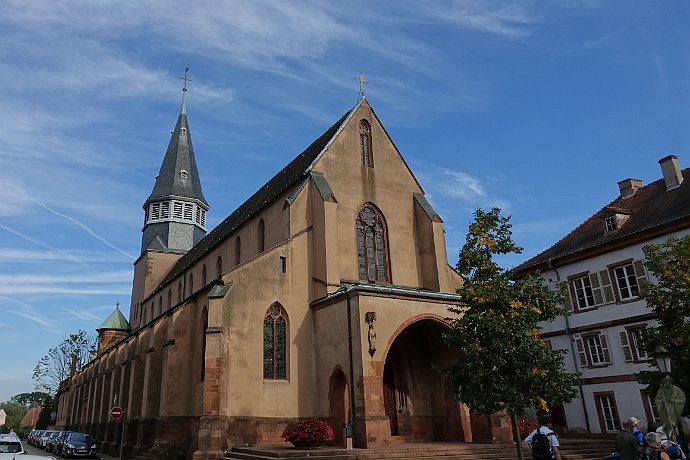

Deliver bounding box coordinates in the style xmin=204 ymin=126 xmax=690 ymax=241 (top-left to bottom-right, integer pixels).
xmin=263 ymin=303 xmax=288 ymax=380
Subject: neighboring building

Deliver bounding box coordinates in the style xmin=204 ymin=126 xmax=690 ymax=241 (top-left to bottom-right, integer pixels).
xmin=514 ymin=156 xmax=690 ymax=435
xmin=20 ymin=407 xmax=41 ymax=429
xmin=55 ymin=85 xmax=515 ymax=460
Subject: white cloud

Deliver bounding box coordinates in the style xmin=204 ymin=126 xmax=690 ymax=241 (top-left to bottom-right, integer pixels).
xmin=0 ymin=248 xmax=131 ymax=263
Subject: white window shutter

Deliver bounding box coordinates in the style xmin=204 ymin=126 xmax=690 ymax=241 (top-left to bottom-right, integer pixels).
xmin=600 ymin=333 xmax=612 ymax=364
xmin=575 ymin=337 xmax=588 ymax=368
xmin=589 ymin=272 xmax=604 ymax=305
xmin=599 ymin=270 xmax=615 ymax=304
xmin=619 ymin=331 xmax=634 ymax=362
xmin=633 ymin=260 xmax=648 ymax=291
xmin=565 ymin=283 xmax=575 ymax=311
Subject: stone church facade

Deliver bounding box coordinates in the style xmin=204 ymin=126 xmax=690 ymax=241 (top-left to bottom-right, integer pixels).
xmin=56 ymin=88 xmax=511 ymax=459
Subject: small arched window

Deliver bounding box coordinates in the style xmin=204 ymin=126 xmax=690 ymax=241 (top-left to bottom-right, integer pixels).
xmin=200 ymin=307 xmax=208 ymax=382
xmin=158 ymin=296 xmax=162 ymax=316
xmin=263 ymin=303 xmax=288 ymax=380
xmin=257 ymin=219 xmax=265 ymax=253
xmin=359 ymin=119 xmax=373 ymax=167
xmin=189 ymin=274 xmax=194 ymax=294
xmin=235 ymin=237 xmax=242 ymax=266
xmin=356 ymin=203 xmax=390 ymax=283
xmin=216 ymin=255 xmax=222 ymax=279
xmin=202 ymin=265 xmax=207 ymax=286
xmin=168 ymin=289 xmax=172 ymax=308
xmin=178 ymin=281 xmax=183 ymax=302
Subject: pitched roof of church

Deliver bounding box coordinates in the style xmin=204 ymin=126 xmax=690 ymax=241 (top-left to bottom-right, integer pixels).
xmin=514 ymin=168 xmax=690 ymax=276
xmin=154 ymin=106 xmax=354 ymax=291
xmin=97 ymin=305 xmax=131 ymax=332
xmin=146 ymin=91 xmax=207 ymax=207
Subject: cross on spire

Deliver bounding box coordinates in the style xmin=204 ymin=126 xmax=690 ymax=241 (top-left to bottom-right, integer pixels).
xmin=180 ymin=67 xmax=192 ymax=91
xmin=355 ymin=72 xmax=368 ymax=100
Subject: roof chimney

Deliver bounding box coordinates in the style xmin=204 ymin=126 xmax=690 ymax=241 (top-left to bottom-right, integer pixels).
xmin=618 ymin=178 xmax=643 ymax=198
xmin=659 ymin=155 xmax=683 ymax=191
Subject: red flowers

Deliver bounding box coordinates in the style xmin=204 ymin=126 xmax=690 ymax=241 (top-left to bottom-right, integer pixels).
xmin=517 ymin=418 xmax=538 ymax=438
xmin=281 ymin=418 xmax=335 ymax=447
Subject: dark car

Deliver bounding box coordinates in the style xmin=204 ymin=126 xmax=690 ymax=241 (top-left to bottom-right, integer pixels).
xmin=60 ymin=432 xmax=97 ymax=459
xmin=44 ymin=431 xmax=61 ymax=453
xmin=54 ymin=431 xmax=77 ymax=457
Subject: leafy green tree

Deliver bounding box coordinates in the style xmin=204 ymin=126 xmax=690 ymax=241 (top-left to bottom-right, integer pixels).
xmin=444 ymin=208 xmax=578 ymax=460
xmin=33 ymin=330 xmax=97 ymax=394
xmin=35 ymin=394 xmax=57 ymax=430
xmin=0 ymin=401 xmax=29 ymax=432
xmin=11 ymin=391 xmax=50 ymax=407
xmin=638 ymin=235 xmax=690 ymax=414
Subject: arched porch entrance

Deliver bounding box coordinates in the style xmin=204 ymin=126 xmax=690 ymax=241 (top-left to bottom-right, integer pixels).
xmin=382 ymin=318 xmax=467 ymax=442
xmin=328 ymin=368 xmax=350 ymax=447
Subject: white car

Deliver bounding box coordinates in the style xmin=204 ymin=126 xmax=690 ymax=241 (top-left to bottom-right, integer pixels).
xmin=0 ymin=434 xmax=24 ymax=456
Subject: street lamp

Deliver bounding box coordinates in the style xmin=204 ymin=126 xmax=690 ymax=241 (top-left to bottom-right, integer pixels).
xmin=654 ymin=345 xmax=672 ymax=374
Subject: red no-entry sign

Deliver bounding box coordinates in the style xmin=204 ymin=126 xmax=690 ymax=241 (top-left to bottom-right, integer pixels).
xmin=110 ymin=406 xmax=123 ymax=420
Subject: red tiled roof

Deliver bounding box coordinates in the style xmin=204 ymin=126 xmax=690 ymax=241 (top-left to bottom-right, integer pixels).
xmin=20 ymin=407 xmax=41 ymax=427
xmin=514 ymin=168 xmax=690 ymax=276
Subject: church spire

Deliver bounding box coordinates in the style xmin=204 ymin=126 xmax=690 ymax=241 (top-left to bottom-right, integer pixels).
xmin=140 ymin=69 xmax=209 ymax=254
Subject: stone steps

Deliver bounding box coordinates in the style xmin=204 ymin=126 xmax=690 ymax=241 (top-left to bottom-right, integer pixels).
xmin=223 ymin=439 xmax=616 ymax=460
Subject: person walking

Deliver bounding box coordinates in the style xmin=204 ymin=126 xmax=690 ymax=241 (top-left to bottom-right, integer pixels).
xmin=616 ymin=418 xmax=642 ymax=460
xmin=646 ymin=432 xmax=672 ymax=460
xmin=524 ymin=415 xmax=561 ymax=460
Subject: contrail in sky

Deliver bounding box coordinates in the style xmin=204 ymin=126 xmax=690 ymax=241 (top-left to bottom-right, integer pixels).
xmin=0 ymin=223 xmax=88 ymax=266
xmin=34 ymin=200 xmax=135 ymax=260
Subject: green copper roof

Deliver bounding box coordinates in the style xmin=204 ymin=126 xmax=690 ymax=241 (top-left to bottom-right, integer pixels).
xmin=180 ymin=88 xmax=187 ymax=115
xmin=97 ymin=306 xmax=131 ymax=332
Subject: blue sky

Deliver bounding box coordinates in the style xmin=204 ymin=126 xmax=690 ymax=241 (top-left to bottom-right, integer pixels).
xmin=2 ymin=1 xmax=690 ymax=403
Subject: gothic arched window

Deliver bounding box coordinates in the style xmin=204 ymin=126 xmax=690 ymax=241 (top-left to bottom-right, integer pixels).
xmin=359 ymin=120 xmax=373 ymax=167
xmin=263 ymin=303 xmax=287 ymax=380
xmin=216 ymin=255 xmax=222 ymax=279
xmin=168 ymin=289 xmax=172 ymax=308
xmin=202 ymin=264 xmax=207 ymax=286
xmin=189 ymin=274 xmax=194 ymax=294
xmin=257 ymin=219 xmax=265 ymax=253
xmin=356 ymin=203 xmax=390 ymax=283
xmin=178 ymin=281 xmax=183 ymax=302
xmin=235 ymin=237 xmax=242 ymax=266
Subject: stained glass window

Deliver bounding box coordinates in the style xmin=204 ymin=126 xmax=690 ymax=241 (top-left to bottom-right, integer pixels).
xmin=356 ymin=204 xmax=389 ymax=282
xmin=359 ymin=120 xmax=373 ymax=167
xmin=263 ymin=304 xmax=288 ymax=380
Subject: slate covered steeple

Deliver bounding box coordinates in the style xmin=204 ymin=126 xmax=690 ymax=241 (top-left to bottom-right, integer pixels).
xmin=141 ymin=74 xmax=209 ymax=254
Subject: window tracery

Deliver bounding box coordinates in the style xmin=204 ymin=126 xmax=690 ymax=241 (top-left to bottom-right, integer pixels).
xmin=263 ymin=303 xmax=287 ymax=380
xmin=356 ymin=204 xmax=389 ymax=282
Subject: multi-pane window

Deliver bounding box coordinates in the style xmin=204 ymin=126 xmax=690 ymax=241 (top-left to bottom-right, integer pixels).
xmin=263 ymin=304 xmax=287 ymax=380
xmin=596 ymin=394 xmax=621 ymax=432
xmin=605 ymin=216 xmax=617 ymax=232
xmin=359 ymin=120 xmax=373 ymax=167
xmin=576 ymin=333 xmax=611 ymax=367
xmin=356 ymin=204 xmax=389 ymax=283
xmin=572 ymin=276 xmax=595 ymax=309
xmin=587 ymin=336 xmax=607 ymax=365
xmin=629 ymin=328 xmax=648 ymax=359
xmin=614 ymin=264 xmax=640 ymax=300
xmin=646 ymin=393 xmax=661 ymax=423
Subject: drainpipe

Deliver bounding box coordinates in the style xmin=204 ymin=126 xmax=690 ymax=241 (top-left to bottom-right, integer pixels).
xmin=548 ymin=258 xmax=591 ymax=433
xmin=346 ymin=288 xmax=356 ymax=443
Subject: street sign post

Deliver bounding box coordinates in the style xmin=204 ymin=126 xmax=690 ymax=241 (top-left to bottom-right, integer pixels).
xmin=110 ymin=406 xmax=123 ymax=420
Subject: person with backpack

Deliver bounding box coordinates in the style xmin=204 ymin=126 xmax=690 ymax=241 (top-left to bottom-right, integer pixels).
xmin=524 ymin=415 xmax=561 ymax=460
xmin=646 ymin=432 xmax=672 ymax=460
xmin=616 ymin=419 xmax=642 ymax=460
xmin=631 ymin=418 xmax=646 ymax=445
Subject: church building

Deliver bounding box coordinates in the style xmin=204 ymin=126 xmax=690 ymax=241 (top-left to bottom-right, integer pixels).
xmin=55 ymin=80 xmax=512 ymax=459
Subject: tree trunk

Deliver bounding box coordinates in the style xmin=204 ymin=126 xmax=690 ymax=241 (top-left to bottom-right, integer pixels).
xmin=511 ymin=412 xmax=525 ymax=460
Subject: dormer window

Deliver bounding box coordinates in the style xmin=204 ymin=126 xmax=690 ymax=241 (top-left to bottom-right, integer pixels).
xmin=605 ymin=216 xmax=617 ymax=232
xmin=180 ymin=170 xmax=188 ymax=180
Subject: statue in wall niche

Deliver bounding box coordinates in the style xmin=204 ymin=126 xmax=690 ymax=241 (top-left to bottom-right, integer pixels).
xmin=365 ymin=311 xmax=377 ymax=356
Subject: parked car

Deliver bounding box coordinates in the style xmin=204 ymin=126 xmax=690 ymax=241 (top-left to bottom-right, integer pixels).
xmin=38 ymin=430 xmax=55 ymax=449
xmin=60 ymin=432 xmax=97 ymax=459
xmin=0 ymin=434 xmax=24 ymax=456
xmin=27 ymin=430 xmax=42 ymax=447
xmin=42 ymin=431 xmax=59 ymax=451
xmin=54 ymin=431 xmax=76 ymax=457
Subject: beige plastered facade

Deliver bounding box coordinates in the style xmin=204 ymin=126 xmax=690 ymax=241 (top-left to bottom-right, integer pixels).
xmin=56 ymin=99 xmax=513 ymax=460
